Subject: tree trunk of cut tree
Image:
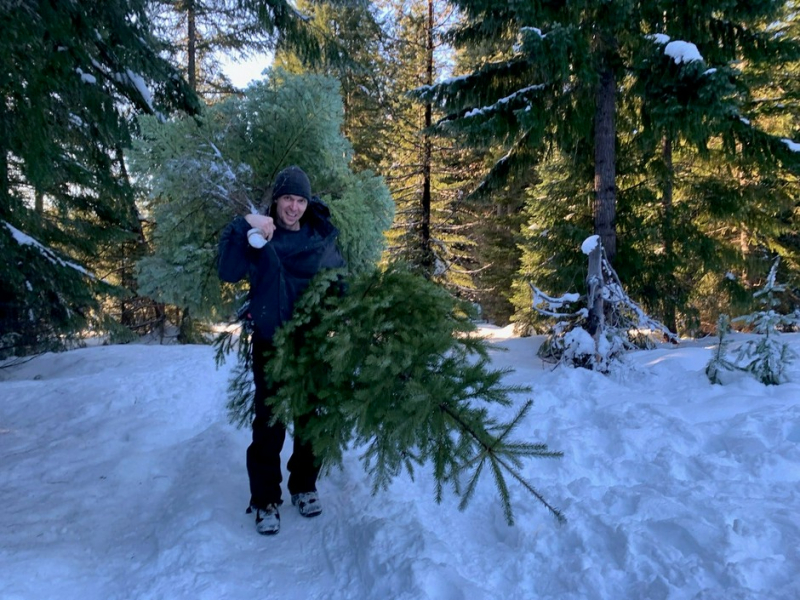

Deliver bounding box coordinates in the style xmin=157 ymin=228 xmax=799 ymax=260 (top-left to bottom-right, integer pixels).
xmin=586 ymin=242 xmax=604 ymax=337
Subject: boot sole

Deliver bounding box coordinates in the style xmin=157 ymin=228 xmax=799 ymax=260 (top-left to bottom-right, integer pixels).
xmin=257 ymin=528 xmax=280 ymax=535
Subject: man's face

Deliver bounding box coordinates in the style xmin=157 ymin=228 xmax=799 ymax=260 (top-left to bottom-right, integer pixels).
xmin=274 ymin=194 xmax=308 ymax=231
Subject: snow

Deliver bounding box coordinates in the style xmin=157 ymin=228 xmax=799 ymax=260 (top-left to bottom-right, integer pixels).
xmin=463 ymin=84 xmax=545 ymax=119
xmin=647 ymin=33 xmax=671 ymax=45
xmin=124 ymin=69 xmax=155 ymax=113
xmin=521 ymin=26 xmax=544 ymax=38
xmin=3 ymin=221 xmax=90 ymax=276
xmin=432 ymin=73 xmax=470 ymax=87
xmin=581 ymin=234 xmax=600 ymax=255
xmin=75 ymin=68 xmax=96 ymax=85
xmin=68 ymin=114 xmax=86 ymax=128
xmin=664 ymin=41 xmax=704 ymax=65
xmin=562 ymin=326 xmax=596 ymax=356
xmin=1 ymin=330 xmax=799 ymax=600
xmin=781 ymin=138 xmax=800 ymax=152
xmin=86 ymin=57 xmax=156 ymax=113
xmin=647 ymin=34 xmax=704 ymax=64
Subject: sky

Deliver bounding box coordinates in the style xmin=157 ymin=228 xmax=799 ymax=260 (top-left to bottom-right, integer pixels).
xmin=1 ymin=326 xmax=798 ymax=600
xmin=220 ymin=52 xmax=273 ymax=89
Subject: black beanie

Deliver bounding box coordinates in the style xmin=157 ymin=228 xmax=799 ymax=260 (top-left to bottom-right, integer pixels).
xmin=272 ymin=166 xmax=312 ymax=202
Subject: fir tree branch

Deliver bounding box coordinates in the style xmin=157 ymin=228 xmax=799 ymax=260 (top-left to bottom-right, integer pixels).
xmin=438 ymin=400 xmax=564 ymax=524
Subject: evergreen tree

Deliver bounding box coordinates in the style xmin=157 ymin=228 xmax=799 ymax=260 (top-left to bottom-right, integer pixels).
xmin=129 ymin=69 xmax=394 ymax=328
xmin=412 ymin=0 xmax=800 ymax=336
xmin=413 ymin=1 xmax=629 ymax=260
xmin=0 ymin=0 xmax=200 ymax=358
xmin=273 ymin=0 xmax=391 ymax=172
xmin=439 ymin=19 xmax=534 ymax=327
xmin=626 ymin=4 xmax=800 ymax=333
xmin=271 ymin=0 xmax=481 ymax=297
xmin=378 ymin=0 xmax=480 ymax=296
xmin=223 ymin=264 xmax=564 ymax=524
xmin=705 ymin=314 xmax=738 ymax=385
xmin=142 ymin=0 xmax=359 ymax=338
xmin=149 ymin=0 xmax=275 ymax=101
xmin=707 ymin=256 xmax=800 ymax=385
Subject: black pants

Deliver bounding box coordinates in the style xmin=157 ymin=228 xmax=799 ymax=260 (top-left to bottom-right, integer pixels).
xmin=247 ymin=339 xmax=321 ymax=508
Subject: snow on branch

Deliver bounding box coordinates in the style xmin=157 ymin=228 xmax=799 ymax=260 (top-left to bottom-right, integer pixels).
xmin=520 ymin=26 xmax=545 ymax=39
xmin=664 ymin=41 xmax=703 ymax=64
xmin=646 ymin=33 xmax=671 ymax=45
xmin=599 ymin=254 xmax=677 ymax=342
xmin=781 ymin=139 xmax=800 ymax=152
xmin=88 ymin=58 xmax=159 ymax=117
xmin=462 ymin=84 xmax=546 ymax=120
xmin=532 ymin=236 xmax=678 ymax=372
xmin=3 ymin=221 xmax=92 ymax=278
xmin=160 ymin=130 xmax=258 ymax=217
xmin=529 ymin=285 xmax=585 ymax=319
xmin=645 ymin=33 xmax=704 ymax=64
xmin=707 ymin=256 xmax=799 ymax=385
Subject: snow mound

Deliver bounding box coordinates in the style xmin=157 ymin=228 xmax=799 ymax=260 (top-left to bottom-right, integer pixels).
xmin=1 ymin=335 xmax=799 ymax=599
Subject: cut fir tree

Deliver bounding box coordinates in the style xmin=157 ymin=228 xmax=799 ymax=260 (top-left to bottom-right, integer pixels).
xmin=221 ymin=264 xmax=564 ymax=525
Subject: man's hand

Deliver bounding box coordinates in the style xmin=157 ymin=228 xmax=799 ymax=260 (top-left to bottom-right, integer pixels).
xmin=244 ymin=214 xmax=276 ymax=241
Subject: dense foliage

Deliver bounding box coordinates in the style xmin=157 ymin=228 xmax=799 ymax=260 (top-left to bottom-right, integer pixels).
xmin=0 ymin=0 xmax=200 ymax=357
xmin=707 ymin=257 xmax=800 ymax=385
xmin=129 ymin=70 xmax=394 ymax=329
xmin=4 ymin=1 xmax=800 ymax=356
xmin=413 ymin=0 xmax=800 ymax=335
xmin=224 ymin=264 xmax=564 ymax=524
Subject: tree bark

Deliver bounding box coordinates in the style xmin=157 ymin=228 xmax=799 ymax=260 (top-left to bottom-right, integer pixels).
xmin=586 ymin=242 xmax=604 ymax=337
xmin=419 ymin=0 xmax=434 ymax=276
xmin=594 ymin=66 xmax=617 ymax=263
xmin=115 ymin=145 xmax=143 ymax=329
xmin=0 ymin=103 xmax=8 ymax=212
xmin=187 ymin=1 xmax=197 ymax=92
xmin=661 ymin=135 xmax=677 ymax=333
xmin=662 ymin=136 xmax=674 ymax=257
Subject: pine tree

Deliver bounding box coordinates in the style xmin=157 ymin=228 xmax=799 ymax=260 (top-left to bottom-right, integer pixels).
xmin=377 ymin=0 xmax=481 ymax=296
xmin=411 ymin=0 xmax=800 ymax=336
xmin=273 ymin=0 xmax=392 ymax=173
xmin=225 ymin=264 xmax=565 ymax=525
xmin=149 ymin=0 xmax=275 ymax=101
xmin=705 ymin=314 xmax=738 ymax=385
xmin=731 ymin=257 xmax=799 ymax=385
xmin=270 ymin=0 xmax=481 ymax=296
xmin=0 ymin=0 xmax=200 ymax=358
xmin=129 ymin=69 xmax=394 ymax=328
xmin=413 ymin=1 xmax=630 ymax=260
xmin=626 ymin=4 xmax=800 ymax=333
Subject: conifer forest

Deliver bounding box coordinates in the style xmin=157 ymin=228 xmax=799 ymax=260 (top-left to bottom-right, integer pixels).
xmin=3 ymin=0 xmax=800 ymax=358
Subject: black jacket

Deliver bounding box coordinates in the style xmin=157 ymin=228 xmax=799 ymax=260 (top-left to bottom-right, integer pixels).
xmin=217 ymin=197 xmax=345 ymax=342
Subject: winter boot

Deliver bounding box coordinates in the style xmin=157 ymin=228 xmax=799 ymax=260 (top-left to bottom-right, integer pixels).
xmin=291 ymin=492 xmax=322 ymax=518
xmin=250 ymin=503 xmax=280 ymax=535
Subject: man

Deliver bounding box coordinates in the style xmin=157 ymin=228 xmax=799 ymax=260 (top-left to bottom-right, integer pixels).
xmin=217 ymin=166 xmax=345 ymax=535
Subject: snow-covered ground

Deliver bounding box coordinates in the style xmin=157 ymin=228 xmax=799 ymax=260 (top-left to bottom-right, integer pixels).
xmin=1 ymin=327 xmax=798 ymax=600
